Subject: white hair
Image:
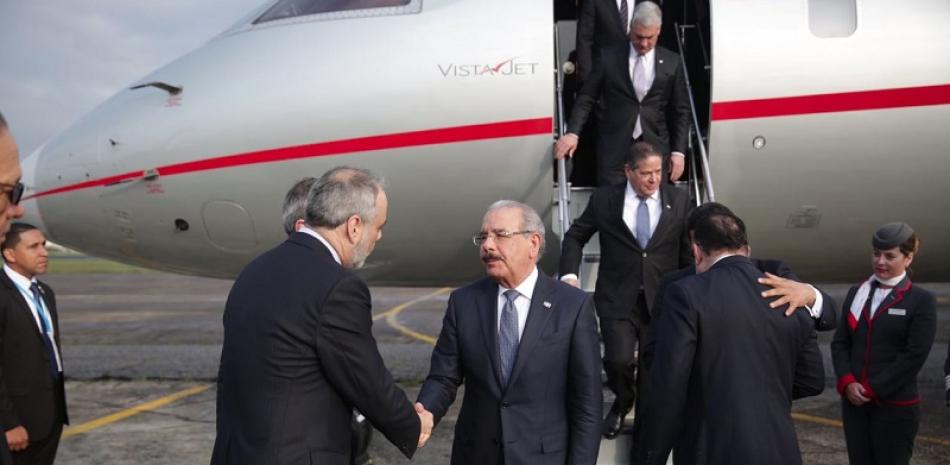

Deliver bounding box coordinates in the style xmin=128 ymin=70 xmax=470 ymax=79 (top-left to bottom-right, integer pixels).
xmin=485 ymin=200 xmax=546 ymax=262
xmin=631 ymin=1 xmax=663 ymax=29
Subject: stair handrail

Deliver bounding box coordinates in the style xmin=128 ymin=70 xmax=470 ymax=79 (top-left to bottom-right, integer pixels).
xmin=554 ymin=24 xmax=572 ymax=238
xmin=674 ymin=22 xmax=715 ymax=203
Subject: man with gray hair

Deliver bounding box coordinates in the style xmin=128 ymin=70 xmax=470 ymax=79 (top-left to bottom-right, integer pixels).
xmin=556 ymin=0 xmax=690 ymax=186
xmin=213 ymin=167 xmax=432 ymax=465
xmin=281 ymin=176 xmax=316 ymax=235
xmin=416 ymin=200 xmax=602 ymax=465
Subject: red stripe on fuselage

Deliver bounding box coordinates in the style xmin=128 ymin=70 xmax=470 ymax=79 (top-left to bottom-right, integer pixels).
xmin=711 ymin=84 xmax=950 ymax=121
xmin=27 ymin=117 xmax=553 ymax=200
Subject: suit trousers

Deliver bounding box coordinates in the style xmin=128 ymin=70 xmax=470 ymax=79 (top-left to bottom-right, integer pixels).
xmin=629 ymin=318 xmax=653 ymax=464
xmin=841 ymin=401 xmax=919 ymax=465
xmin=11 ymin=424 xmax=62 ymax=465
xmin=12 ymin=379 xmax=65 ymax=465
xmin=601 ymin=291 xmax=649 ymax=413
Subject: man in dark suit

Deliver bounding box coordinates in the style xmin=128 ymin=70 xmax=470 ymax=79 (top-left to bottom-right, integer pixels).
xmin=0 ymin=223 xmax=68 ymax=465
xmin=636 ymin=202 xmax=836 ymax=463
xmin=0 ymin=112 xmax=29 ymax=465
xmin=559 ymin=141 xmax=691 ymax=438
xmin=575 ymin=0 xmax=634 ymax=88
xmin=279 ymin=176 xmax=374 ymax=465
xmin=417 ymin=201 xmax=602 ymax=465
xmin=212 ymin=167 xmax=430 ymax=465
xmin=639 ymin=209 xmax=825 ymax=465
xmin=556 ymin=1 xmax=690 ymax=186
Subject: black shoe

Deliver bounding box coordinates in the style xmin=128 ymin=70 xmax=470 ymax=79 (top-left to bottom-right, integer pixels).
xmin=603 ymin=408 xmax=629 ymax=439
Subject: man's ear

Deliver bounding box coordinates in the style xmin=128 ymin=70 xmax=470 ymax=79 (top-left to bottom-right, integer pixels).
xmin=691 ymin=243 xmax=702 ymax=267
xmin=345 ymin=215 xmax=363 ymax=244
xmin=1 ymin=248 xmax=14 ymax=264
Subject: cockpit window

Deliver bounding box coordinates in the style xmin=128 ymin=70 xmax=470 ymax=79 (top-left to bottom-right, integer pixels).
xmin=254 ymin=0 xmax=416 ymax=24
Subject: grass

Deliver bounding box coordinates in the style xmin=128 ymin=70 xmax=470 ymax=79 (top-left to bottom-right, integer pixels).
xmin=45 ymin=254 xmax=156 ymax=274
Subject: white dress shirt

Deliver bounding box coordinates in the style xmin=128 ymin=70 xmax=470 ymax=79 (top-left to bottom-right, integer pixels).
xmin=622 ymin=182 xmax=661 ymax=239
xmin=629 ymin=46 xmax=656 ymax=100
xmin=3 ymin=265 xmax=63 ymax=372
xmin=298 ymin=226 xmax=342 ymax=265
xmin=869 ymin=272 xmax=907 ymax=318
xmin=496 ymin=267 xmax=539 ymax=339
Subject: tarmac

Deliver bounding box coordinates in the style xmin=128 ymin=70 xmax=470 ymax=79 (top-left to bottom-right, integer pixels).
xmin=42 ymin=269 xmax=950 ymax=465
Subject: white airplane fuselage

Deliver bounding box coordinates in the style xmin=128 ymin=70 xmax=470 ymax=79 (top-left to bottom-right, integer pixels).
xmin=19 ymin=0 xmax=950 ymax=284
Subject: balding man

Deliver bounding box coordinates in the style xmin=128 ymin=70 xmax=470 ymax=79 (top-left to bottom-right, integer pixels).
xmin=639 ymin=209 xmax=824 ymax=465
xmin=417 ymin=201 xmax=602 ymax=465
xmin=212 ymin=167 xmax=431 ymax=465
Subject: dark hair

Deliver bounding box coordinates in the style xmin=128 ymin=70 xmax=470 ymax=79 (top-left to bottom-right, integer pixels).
xmin=2 ymin=223 xmax=39 ymax=251
xmin=625 ymin=141 xmax=662 ymax=170
xmin=686 ymin=202 xmax=734 ymax=234
xmin=282 ymin=177 xmax=316 ymax=235
xmin=899 ymin=233 xmax=920 ymax=256
xmin=692 ymin=211 xmax=748 ymax=254
xmin=0 ymin=110 xmax=7 ymax=131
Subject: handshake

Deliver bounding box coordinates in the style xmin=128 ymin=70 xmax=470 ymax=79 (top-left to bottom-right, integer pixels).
xmin=415 ymin=402 xmax=435 ymax=448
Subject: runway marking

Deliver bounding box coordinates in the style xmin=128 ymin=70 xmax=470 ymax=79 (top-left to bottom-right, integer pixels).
xmin=792 ymin=412 xmax=950 ymax=447
xmin=62 ymin=384 xmax=212 ymax=439
xmin=374 ymin=287 xmax=452 ymax=345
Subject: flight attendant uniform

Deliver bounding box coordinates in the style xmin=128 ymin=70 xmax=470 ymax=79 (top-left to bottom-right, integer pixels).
xmin=831 ymin=226 xmax=937 ymax=465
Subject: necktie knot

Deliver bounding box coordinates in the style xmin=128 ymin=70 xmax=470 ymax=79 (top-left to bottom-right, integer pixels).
xmin=503 ymin=289 xmax=519 ymax=305
xmin=30 ymin=282 xmax=41 ymax=296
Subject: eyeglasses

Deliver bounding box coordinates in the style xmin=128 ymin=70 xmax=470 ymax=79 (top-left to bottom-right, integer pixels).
xmin=472 ymin=230 xmax=533 ymax=246
xmin=0 ymin=181 xmax=23 ymax=206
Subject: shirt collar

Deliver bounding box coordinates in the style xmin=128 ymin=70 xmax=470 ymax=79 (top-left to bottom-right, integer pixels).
xmin=873 ymin=271 xmax=906 ymax=288
xmin=3 ymin=264 xmax=36 ymax=290
xmin=629 ymin=46 xmax=655 ymax=62
xmin=497 ymin=266 xmax=539 ymax=301
xmin=297 ymin=226 xmax=342 ymax=265
xmin=711 ymin=253 xmax=740 ymax=267
xmin=625 ymin=182 xmax=659 ymax=202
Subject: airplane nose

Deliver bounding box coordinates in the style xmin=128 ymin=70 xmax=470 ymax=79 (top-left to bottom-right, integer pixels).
xmin=18 ymin=147 xmax=47 ymax=233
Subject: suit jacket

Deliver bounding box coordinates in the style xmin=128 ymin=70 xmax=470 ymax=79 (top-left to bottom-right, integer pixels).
xmin=575 ymin=0 xmax=631 ymax=86
xmin=559 ymin=182 xmax=691 ymax=320
xmin=640 ymin=256 xmax=825 ymax=465
xmin=211 ymin=233 xmax=419 ymax=465
xmin=417 ymin=273 xmax=602 ymax=465
xmin=567 ymin=44 xmax=690 ymax=170
xmin=0 ymin=272 xmax=68 ymax=445
xmin=831 ymin=278 xmax=936 ymax=405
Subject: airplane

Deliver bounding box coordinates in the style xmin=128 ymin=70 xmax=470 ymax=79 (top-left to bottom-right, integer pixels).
xmin=18 ymin=0 xmax=950 ymax=290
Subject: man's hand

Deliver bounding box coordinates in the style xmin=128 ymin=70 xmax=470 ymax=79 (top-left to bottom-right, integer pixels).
xmin=415 ymin=402 xmax=434 ymax=448
xmin=669 ymin=154 xmax=685 ymax=181
xmin=5 ymin=426 xmax=28 ymax=452
xmin=554 ymin=134 xmax=579 ymax=160
xmin=845 ymin=383 xmax=870 ymax=406
xmin=758 ymin=272 xmax=816 ymax=316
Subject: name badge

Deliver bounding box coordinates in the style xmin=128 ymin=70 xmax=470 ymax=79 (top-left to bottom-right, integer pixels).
xmin=888 ymin=308 xmax=906 ymax=316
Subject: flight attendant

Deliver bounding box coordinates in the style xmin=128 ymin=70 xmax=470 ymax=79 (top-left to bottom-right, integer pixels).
xmin=831 ymin=222 xmax=936 ymax=465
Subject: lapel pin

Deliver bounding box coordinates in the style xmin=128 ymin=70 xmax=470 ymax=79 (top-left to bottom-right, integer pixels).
xmin=543 ymin=301 xmax=552 ymax=309
xmin=659 ymin=59 xmax=664 ymax=64
xmin=665 ymin=204 xmax=671 ymax=209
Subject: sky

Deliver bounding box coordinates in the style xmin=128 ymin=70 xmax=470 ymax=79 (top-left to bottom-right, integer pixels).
xmin=0 ymin=0 xmax=265 ymax=156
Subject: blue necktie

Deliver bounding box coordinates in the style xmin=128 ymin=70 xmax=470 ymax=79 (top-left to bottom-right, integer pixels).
xmin=498 ymin=290 xmax=520 ymax=386
xmin=636 ymin=196 xmax=651 ymax=249
xmin=30 ymin=282 xmax=61 ymax=379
